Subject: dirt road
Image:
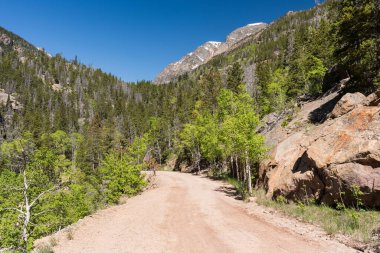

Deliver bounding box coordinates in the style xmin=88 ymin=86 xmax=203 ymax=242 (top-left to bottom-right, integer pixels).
xmin=38 ymin=172 xmax=357 ymax=253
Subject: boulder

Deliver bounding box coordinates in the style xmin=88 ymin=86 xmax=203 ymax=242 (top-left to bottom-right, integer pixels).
xmin=0 ymin=34 xmax=12 ymax=46
xmin=52 ymin=83 xmax=63 ymax=92
xmin=262 ymin=132 xmax=308 ymax=197
xmin=259 ymin=93 xmax=380 ymax=208
xmin=320 ymin=163 xmax=380 ymax=207
xmin=367 ymin=90 xmax=380 ymax=106
xmin=0 ymin=91 xmax=23 ymax=110
xmin=329 ymin=92 xmax=367 ymax=119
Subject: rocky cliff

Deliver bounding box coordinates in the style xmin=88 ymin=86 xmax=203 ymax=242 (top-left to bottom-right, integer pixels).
xmin=0 ymin=27 xmax=37 ymax=56
xmin=154 ymin=23 xmax=267 ymax=84
xmin=258 ymin=86 xmax=380 ymax=208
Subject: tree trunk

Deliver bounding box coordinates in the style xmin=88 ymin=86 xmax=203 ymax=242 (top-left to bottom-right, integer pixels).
xmin=242 ymin=158 xmax=246 ymax=183
xmin=196 ymin=145 xmax=201 ymax=174
xmin=22 ymin=170 xmax=30 ymax=252
xmin=235 ymin=156 xmax=240 ymax=181
xmin=230 ymin=156 xmax=234 ymax=178
xmin=245 ymin=151 xmax=252 ymax=194
xmin=156 ymin=141 xmax=162 ymax=165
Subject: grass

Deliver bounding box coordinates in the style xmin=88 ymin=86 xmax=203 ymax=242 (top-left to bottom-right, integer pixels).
xmin=225 ymin=177 xmax=250 ymax=201
xmin=252 ymin=189 xmax=380 ymax=245
xmin=35 ymin=244 xmax=54 ymax=253
xmin=219 ymin=175 xmax=380 ymax=245
xmin=66 ymin=229 xmax=74 ymax=240
xmin=48 ymin=237 xmax=59 ymax=247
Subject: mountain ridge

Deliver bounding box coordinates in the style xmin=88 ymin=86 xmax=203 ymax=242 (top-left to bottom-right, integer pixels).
xmin=154 ymin=22 xmax=267 ymax=84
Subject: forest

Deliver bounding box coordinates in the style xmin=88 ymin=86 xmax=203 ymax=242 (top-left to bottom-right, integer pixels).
xmin=0 ymin=0 xmax=379 ymax=251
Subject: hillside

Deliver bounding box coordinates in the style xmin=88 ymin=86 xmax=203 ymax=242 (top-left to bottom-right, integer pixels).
xmin=0 ymin=26 xmax=150 ymax=251
xmin=1 ymin=0 xmax=379 ymax=252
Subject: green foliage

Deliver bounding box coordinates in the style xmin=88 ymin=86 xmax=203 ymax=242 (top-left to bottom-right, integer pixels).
xmin=262 ymin=68 xmax=289 ymax=113
xmin=199 ymin=68 xmax=223 ymax=111
xmin=218 ymin=86 xmax=266 ymax=162
xmin=226 ymin=177 xmax=249 ymax=201
xmin=254 ymin=189 xmax=380 ymax=243
xmin=289 ymin=48 xmax=327 ymax=95
xmin=351 ymin=185 xmax=364 ymax=210
xmin=100 ymin=146 xmax=147 ymax=204
xmin=227 ymin=62 xmax=244 ymax=93
xmin=247 ymin=3 xmax=333 ymax=114
xmin=179 ymin=84 xmax=266 ymax=194
xmin=281 ymin=115 xmax=293 ymax=128
xmin=275 ymin=195 xmax=287 ymax=204
xmin=0 ymin=0 xmax=378 ymax=249
xmin=181 ymin=104 xmax=223 ymax=165
xmin=305 ymin=55 xmax=327 ymax=94
xmin=0 ymin=131 xmax=148 ymax=251
xmin=331 ymin=0 xmax=380 ymax=88
xmin=35 ymin=244 xmax=54 ymax=253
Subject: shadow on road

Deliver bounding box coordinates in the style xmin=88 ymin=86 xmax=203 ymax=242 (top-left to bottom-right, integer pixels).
xmin=215 ymin=185 xmax=243 ymax=200
xmin=189 ymin=173 xmax=244 ymax=200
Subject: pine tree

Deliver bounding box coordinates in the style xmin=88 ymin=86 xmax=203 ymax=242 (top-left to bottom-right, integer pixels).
xmin=199 ymin=68 xmax=222 ymax=112
xmin=227 ymin=62 xmax=244 ymax=93
xmin=332 ymin=0 xmax=380 ymax=88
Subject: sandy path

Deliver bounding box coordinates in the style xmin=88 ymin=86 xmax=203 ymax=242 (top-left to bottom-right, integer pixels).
xmin=38 ymin=172 xmax=357 ymax=253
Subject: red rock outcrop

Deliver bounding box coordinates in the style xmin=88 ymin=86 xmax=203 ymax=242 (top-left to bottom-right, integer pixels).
xmin=259 ymin=91 xmax=380 ymax=208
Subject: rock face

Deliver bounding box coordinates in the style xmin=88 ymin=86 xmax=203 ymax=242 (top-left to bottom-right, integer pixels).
xmin=154 ymin=23 xmax=267 ymax=84
xmin=0 ymin=89 xmax=23 ymax=110
xmin=154 ymin=42 xmax=222 ymax=84
xmin=0 ymin=33 xmax=12 ymax=46
xmin=258 ymin=91 xmax=380 ymax=208
xmin=367 ymin=90 xmax=380 ymax=106
xmin=329 ymin=92 xmax=367 ymax=118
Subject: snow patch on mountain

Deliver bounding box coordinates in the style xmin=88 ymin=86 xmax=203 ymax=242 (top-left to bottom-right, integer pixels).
xmin=154 ymin=22 xmax=267 ymax=84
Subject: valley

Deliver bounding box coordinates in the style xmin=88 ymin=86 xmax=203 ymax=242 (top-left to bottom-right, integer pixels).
xmin=0 ymin=0 xmax=379 ymax=252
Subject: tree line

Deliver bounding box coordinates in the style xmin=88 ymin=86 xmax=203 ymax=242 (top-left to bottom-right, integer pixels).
xmin=0 ymin=0 xmax=378 ymax=251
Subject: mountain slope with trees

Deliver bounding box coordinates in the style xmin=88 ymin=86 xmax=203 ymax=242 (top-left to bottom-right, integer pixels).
xmin=0 ymin=0 xmax=379 ymax=251
xmin=0 ymin=28 xmax=152 ymax=252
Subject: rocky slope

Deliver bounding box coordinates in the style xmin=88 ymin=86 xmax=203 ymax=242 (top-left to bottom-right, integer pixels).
xmin=154 ymin=23 xmax=267 ymax=84
xmin=258 ymin=85 xmax=380 ymax=208
xmin=0 ymin=27 xmax=37 ymax=57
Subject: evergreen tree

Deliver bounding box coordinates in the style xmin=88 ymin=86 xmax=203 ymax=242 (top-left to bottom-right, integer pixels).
xmin=199 ymin=68 xmax=222 ymax=112
xmin=227 ymin=62 xmax=244 ymax=93
xmin=332 ymin=0 xmax=380 ymax=87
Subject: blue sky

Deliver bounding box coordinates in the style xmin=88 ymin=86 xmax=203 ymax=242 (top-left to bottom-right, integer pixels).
xmin=0 ymin=1 xmax=317 ymax=82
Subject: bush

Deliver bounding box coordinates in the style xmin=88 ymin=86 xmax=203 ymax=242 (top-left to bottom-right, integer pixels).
xmin=100 ymin=151 xmax=147 ymax=204
xmin=226 ymin=177 xmax=249 ymax=201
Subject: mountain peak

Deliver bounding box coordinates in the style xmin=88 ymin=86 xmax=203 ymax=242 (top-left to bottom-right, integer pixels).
xmin=247 ymin=22 xmax=265 ymax=26
xmin=154 ymin=22 xmax=267 ymax=84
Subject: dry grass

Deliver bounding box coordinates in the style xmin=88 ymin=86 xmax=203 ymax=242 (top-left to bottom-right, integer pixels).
xmin=48 ymin=237 xmax=59 ymax=247
xmin=35 ymin=244 xmax=54 ymax=253
xmin=66 ymin=229 xmax=74 ymax=240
